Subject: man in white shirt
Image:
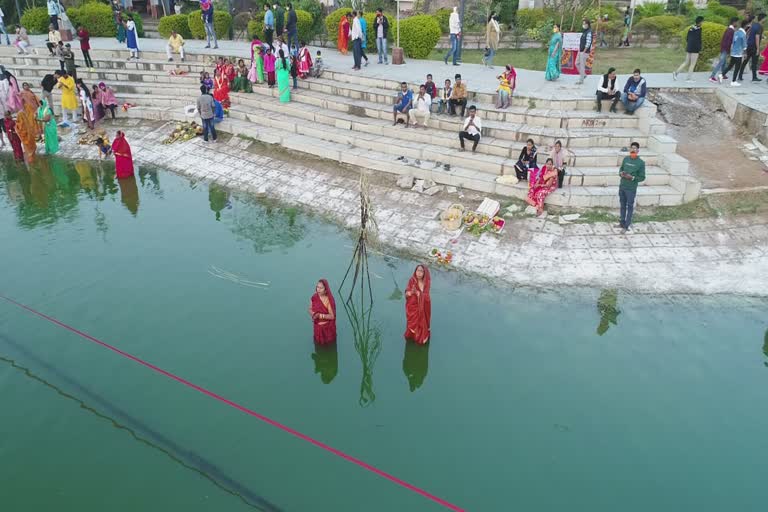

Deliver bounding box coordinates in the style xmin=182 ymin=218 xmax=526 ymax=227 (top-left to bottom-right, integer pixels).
xmin=350 ymin=10 xmax=363 ymax=70
xmin=443 ymin=6 xmax=461 ymax=66
xmin=409 ymin=84 xmax=431 ymax=128
xmin=273 ymin=35 xmax=289 ymax=61
xmin=0 ymin=7 xmax=11 ymax=46
xmin=458 ymin=105 xmax=481 ymax=152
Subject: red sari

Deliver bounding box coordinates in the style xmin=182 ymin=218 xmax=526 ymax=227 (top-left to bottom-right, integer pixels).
xmin=404 ymin=265 xmax=431 ymax=344
xmin=4 ymin=117 xmax=24 ymax=161
xmin=760 ymin=45 xmax=768 ymax=75
xmin=298 ymin=47 xmax=312 ymax=78
xmin=112 ymin=133 xmax=134 ymax=179
xmin=213 ymin=75 xmax=231 ymax=109
xmin=338 ymin=17 xmax=350 ymax=55
xmin=310 ymin=279 xmax=337 ymax=345
xmin=527 ymin=165 xmax=558 ymax=210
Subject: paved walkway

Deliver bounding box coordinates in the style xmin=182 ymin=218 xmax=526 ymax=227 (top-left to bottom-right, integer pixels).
xmin=36 ymin=118 xmax=768 ymax=296
xmin=19 ymin=35 xmax=765 ymax=98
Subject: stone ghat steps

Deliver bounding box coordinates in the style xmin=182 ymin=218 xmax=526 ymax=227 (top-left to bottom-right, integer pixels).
xmin=7 ymin=58 xmax=650 ymax=130
xmin=128 ymin=104 xmax=689 ymax=207
xmin=9 ymin=64 xmax=661 ymax=153
xmin=73 ymin=87 xmax=672 ymax=177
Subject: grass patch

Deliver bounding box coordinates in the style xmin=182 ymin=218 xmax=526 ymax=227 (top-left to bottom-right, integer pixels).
xmin=426 ymin=47 xmax=685 ymax=74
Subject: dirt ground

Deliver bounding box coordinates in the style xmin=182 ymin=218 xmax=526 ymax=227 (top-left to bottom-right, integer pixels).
xmin=652 ymin=90 xmax=768 ymax=189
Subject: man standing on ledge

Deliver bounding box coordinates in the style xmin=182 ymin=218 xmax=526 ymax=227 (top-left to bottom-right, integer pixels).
xmin=375 ymin=8 xmax=389 ymax=64
xmin=617 ymin=141 xmax=645 ymax=234
xmin=576 ymin=18 xmax=592 ymax=84
xmin=201 ymin=0 xmax=218 ymax=49
xmin=263 ymin=3 xmax=274 ymax=47
xmin=673 ymin=16 xmax=703 ymax=82
xmin=350 ymin=10 xmax=363 ymax=71
xmin=444 ymin=6 xmax=461 ymax=66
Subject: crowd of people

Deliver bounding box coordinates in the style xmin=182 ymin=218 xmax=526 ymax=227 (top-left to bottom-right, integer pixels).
xmin=705 ymin=13 xmax=768 ymax=86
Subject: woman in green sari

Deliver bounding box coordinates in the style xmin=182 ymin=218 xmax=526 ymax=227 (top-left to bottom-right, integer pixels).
xmin=545 ymin=24 xmax=562 ymax=81
xmin=276 ymin=49 xmax=291 ymax=103
xmin=37 ymin=99 xmax=59 ymax=155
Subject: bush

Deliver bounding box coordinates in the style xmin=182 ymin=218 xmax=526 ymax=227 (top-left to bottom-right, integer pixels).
xmin=680 ymin=20 xmax=726 ymax=71
xmin=324 ymin=7 xmax=351 ymax=46
xmin=188 ymin=9 xmax=232 ymax=40
xmin=296 ymin=0 xmax=324 ymax=36
xmin=515 ymin=8 xmax=547 ymax=30
xmin=634 ymin=15 xmax=686 ymax=43
xmin=636 ymin=2 xmax=667 ymax=19
xmin=498 ymin=0 xmax=519 ymax=25
xmin=67 ymin=3 xmax=117 ymax=37
xmin=247 ymin=10 xmax=314 ymax=43
xmin=706 ymin=0 xmax=738 ymax=20
xmin=20 ymin=7 xmax=49 ymax=34
xmin=393 ymin=14 xmax=440 ymax=59
xmin=159 ymin=14 xmax=192 ymax=38
xmin=434 ymin=7 xmax=451 ymax=34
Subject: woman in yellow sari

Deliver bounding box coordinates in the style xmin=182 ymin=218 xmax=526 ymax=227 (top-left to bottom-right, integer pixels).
xmin=16 ymin=82 xmax=39 ymax=161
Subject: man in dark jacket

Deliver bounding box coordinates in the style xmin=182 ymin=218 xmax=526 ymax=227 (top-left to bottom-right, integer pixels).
xmin=375 ymin=8 xmax=389 ymax=64
xmin=595 ymin=67 xmax=619 ymax=113
xmin=739 ymin=12 xmax=764 ymax=82
xmin=285 ymin=2 xmax=298 ymax=54
xmin=576 ymin=19 xmax=593 ymax=84
xmin=620 ymin=68 xmax=646 ymax=114
xmin=673 ymin=16 xmax=703 ymax=82
xmin=710 ymin=17 xmax=738 ymax=83
xmin=40 ymin=72 xmax=57 ymax=116
xmin=274 ymin=2 xmax=284 ymax=36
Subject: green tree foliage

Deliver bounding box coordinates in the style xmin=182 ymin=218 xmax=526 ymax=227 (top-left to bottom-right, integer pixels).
xmin=188 ymin=9 xmax=232 ymax=40
xmin=159 ymin=14 xmax=193 ymax=38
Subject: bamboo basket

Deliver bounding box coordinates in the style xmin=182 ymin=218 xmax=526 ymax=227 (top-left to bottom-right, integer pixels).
xmin=440 ymin=204 xmax=465 ymax=231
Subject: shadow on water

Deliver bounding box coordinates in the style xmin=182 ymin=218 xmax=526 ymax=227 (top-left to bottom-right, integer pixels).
xmin=763 ymin=328 xmax=768 ymax=368
xmin=0 ymin=333 xmax=284 ymax=512
xmin=596 ymin=289 xmax=621 ymax=336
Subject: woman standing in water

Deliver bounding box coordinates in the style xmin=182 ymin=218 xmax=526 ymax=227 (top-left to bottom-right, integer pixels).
xmin=112 ymin=130 xmax=134 ymax=178
xmin=404 ymin=264 xmax=431 ymax=344
xmin=309 ymin=279 xmax=336 ymax=344
xmin=36 ymin=99 xmax=59 ymax=155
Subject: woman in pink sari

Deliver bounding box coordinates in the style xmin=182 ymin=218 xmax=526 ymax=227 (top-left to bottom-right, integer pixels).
xmin=404 ymin=264 xmax=431 ymax=344
xmin=526 ymin=157 xmax=558 ymax=216
xmin=112 ymin=130 xmax=134 ymax=178
xmin=760 ymin=45 xmax=768 ymax=75
xmin=309 ymin=279 xmax=336 ymax=344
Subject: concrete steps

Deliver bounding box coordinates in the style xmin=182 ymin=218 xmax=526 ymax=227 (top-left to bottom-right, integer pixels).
xmin=1 ymin=45 xmax=701 ymax=206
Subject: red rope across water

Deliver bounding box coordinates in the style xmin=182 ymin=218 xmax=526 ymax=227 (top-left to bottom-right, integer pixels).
xmin=0 ymin=294 xmax=465 ymax=512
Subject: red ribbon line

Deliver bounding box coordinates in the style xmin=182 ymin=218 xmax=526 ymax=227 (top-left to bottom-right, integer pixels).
xmin=0 ymin=294 xmax=465 ymax=512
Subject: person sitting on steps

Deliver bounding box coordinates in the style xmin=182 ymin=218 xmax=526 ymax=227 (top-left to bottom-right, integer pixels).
xmin=458 ymin=105 xmax=481 ymax=152
xmin=392 ymin=81 xmax=413 ymax=126
xmin=621 ymin=68 xmax=646 ymax=114
xmin=449 ymin=73 xmax=467 ymax=117
xmin=596 ymin=67 xmax=619 ymax=113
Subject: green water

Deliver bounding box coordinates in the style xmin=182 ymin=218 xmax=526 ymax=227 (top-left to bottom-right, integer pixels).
xmin=1 ymin=155 xmax=767 ymax=512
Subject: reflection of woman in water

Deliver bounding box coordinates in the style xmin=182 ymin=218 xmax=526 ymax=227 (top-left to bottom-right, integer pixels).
xmin=404 ymin=264 xmax=431 ymax=344
xmin=596 ymin=289 xmax=620 ymax=336
xmin=309 ymin=279 xmax=336 ymax=344
xmin=403 ymin=341 xmax=430 ymax=392
xmin=312 ymin=344 xmax=338 ymax=384
xmin=763 ymin=328 xmax=768 ymax=367
xmin=118 ymin=175 xmax=139 ymax=215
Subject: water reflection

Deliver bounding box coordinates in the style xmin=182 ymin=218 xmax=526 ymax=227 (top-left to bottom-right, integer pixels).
xmin=118 ymin=176 xmax=140 ymax=216
xmin=229 ymin=198 xmax=307 ymax=253
xmin=402 ymin=341 xmax=430 ymax=392
xmin=0 ymin=154 xmax=154 ymax=229
xmin=596 ymin=289 xmax=621 ymax=336
xmin=209 ymin=183 xmax=230 ymax=221
xmin=138 ymin=168 xmax=162 ymax=197
xmin=763 ymin=328 xmax=767 ymax=368
xmin=311 ymin=344 xmax=338 ymax=384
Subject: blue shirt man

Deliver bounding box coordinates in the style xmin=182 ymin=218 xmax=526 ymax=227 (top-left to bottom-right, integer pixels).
xmin=392 ymin=82 xmax=413 ymax=124
xmin=621 ymin=69 xmax=646 ymax=114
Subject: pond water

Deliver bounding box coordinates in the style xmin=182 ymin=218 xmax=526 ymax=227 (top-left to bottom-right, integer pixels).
xmin=1 ymin=155 xmax=766 ymax=512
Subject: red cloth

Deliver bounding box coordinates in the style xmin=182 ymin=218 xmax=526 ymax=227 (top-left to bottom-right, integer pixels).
xmin=224 ymin=63 xmax=236 ymax=83
xmin=298 ymin=47 xmax=312 ymax=78
xmin=404 ymin=265 xmax=431 ymax=344
xmin=213 ymin=76 xmax=231 ymax=109
xmin=760 ymin=45 xmax=768 ymax=75
xmin=4 ymin=118 xmax=24 ymax=161
xmin=112 ymin=133 xmax=134 ymax=179
xmin=311 ymin=279 xmax=337 ymax=345
xmin=78 ymin=29 xmax=91 ymax=51
xmin=338 ymin=17 xmax=350 ymax=54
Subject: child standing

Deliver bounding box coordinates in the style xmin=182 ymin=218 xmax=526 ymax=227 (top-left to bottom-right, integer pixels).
xmin=290 ymin=54 xmax=299 ymax=89
xmin=438 ymin=78 xmax=452 ymax=115
xmin=310 ymin=50 xmax=324 ymax=78
xmin=264 ymin=47 xmax=276 ymax=88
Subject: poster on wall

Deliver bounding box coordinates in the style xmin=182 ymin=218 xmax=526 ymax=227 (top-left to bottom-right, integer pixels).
xmin=561 ymin=32 xmax=596 ymax=75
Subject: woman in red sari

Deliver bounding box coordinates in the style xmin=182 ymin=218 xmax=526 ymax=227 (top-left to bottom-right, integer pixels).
xmin=212 ymin=69 xmax=231 ymax=109
xmin=525 ymin=157 xmax=558 ymax=216
xmin=3 ymin=112 xmax=24 ymax=161
xmin=337 ymin=14 xmax=350 ymax=55
xmin=112 ymin=130 xmax=134 ymax=179
xmin=309 ymin=279 xmax=336 ymax=344
xmin=404 ymin=264 xmax=431 ymax=344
